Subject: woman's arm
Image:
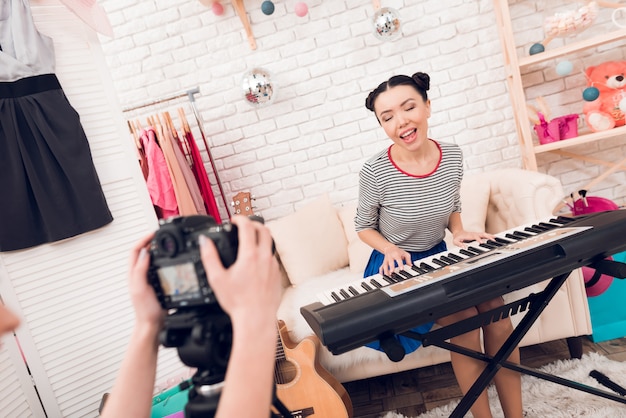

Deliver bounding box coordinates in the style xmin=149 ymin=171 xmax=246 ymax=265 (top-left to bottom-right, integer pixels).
xmin=100 ymin=234 xmax=164 ymax=418
xmin=200 ymin=215 xmax=282 ymax=418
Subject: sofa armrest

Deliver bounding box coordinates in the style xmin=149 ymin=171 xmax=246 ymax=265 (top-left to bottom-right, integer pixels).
xmin=480 ymin=168 xmax=592 ymax=340
xmin=481 ymin=168 xmax=564 ymax=234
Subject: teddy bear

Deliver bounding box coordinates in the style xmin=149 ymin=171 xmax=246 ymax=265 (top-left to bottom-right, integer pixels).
xmin=583 ymin=60 xmax=626 ymax=132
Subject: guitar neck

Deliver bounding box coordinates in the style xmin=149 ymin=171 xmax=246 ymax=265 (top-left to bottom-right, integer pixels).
xmin=275 ymin=322 xmax=287 ymax=361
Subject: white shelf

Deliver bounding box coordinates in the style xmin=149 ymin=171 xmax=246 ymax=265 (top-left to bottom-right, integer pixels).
xmin=493 ymin=0 xmax=626 ymax=190
xmin=518 ymin=29 xmax=626 ymax=68
xmin=534 ymin=125 xmax=626 ymax=154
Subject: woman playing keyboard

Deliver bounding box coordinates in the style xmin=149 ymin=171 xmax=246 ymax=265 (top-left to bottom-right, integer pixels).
xmin=355 ymin=71 xmax=523 ymax=418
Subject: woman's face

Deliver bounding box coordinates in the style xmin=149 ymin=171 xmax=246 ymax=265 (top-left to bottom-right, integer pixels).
xmin=374 ymin=84 xmax=431 ymax=151
xmin=0 ymin=303 xmax=20 ymax=336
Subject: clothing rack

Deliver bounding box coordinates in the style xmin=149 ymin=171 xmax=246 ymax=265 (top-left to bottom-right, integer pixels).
xmin=123 ymin=88 xmax=231 ymax=218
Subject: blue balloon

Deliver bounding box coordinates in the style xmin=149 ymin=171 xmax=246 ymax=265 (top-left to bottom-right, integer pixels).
xmin=583 ymin=87 xmax=600 ymax=102
xmin=556 ymin=60 xmax=573 ymax=76
xmin=529 ymin=43 xmax=545 ymax=55
xmin=261 ymin=0 xmax=275 ymax=15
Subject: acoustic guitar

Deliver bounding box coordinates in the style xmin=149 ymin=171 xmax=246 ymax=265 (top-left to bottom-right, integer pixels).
xmin=274 ymin=319 xmax=353 ymax=418
xmin=230 ymin=193 xmax=352 ymax=417
xmin=231 ymin=191 xmax=255 ymax=216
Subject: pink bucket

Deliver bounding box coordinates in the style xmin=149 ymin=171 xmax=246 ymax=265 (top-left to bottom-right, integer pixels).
xmin=534 ymin=113 xmax=579 ymax=145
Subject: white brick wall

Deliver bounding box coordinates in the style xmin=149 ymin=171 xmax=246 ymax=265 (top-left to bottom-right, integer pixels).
xmin=99 ymin=0 xmax=626 ymax=222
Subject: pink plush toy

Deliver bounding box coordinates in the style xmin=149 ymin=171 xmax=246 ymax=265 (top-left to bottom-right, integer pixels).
xmin=583 ymin=60 xmax=626 ymax=132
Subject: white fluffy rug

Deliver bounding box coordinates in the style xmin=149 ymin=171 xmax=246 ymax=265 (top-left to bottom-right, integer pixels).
xmin=380 ymin=352 xmax=626 ymax=418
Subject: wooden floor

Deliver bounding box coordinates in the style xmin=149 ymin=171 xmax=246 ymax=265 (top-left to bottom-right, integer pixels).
xmin=342 ymin=336 xmax=626 ymax=418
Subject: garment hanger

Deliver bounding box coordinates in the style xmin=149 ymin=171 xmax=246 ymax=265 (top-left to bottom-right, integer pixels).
xmin=177 ymin=107 xmax=192 ymax=135
xmin=174 ymin=108 xmax=194 ymax=161
xmin=149 ymin=114 xmax=166 ymax=146
xmin=164 ymin=111 xmax=191 ymax=158
xmin=134 ymin=119 xmax=143 ymax=135
xmin=127 ymin=120 xmax=141 ymax=149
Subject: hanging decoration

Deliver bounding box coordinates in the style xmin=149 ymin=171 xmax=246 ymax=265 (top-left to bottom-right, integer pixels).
xmin=198 ymin=0 xmax=224 ymax=15
xmin=261 ymin=0 xmax=275 ymax=15
xmin=372 ymin=6 xmax=401 ymax=41
xmin=583 ymin=86 xmax=601 ymax=101
xmin=211 ymin=2 xmax=224 ymax=16
xmin=556 ymin=60 xmax=574 ymax=76
xmin=294 ymin=2 xmax=309 ymax=17
xmin=242 ymin=68 xmax=277 ymax=107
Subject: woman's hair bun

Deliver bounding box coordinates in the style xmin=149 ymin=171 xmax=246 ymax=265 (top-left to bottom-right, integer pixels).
xmin=412 ymin=72 xmax=430 ymax=92
xmin=365 ymin=89 xmax=378 ymax=112
xmin=365 ymin=71 xmax=430 ymax=113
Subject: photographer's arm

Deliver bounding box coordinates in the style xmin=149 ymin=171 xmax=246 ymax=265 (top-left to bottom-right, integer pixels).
xmin=200 ymin=215 xmax=282 ymax=418
xmin=100 ymin=234 xmax=164 ymax=418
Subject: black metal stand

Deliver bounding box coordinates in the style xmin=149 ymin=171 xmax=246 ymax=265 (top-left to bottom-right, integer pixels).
xmin=401 ymin=272 xmax=626 ymax=417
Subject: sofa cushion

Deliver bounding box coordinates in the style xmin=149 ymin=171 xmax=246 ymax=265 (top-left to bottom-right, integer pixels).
xmin=338 ymin=203 xmax=372 ymax=272
xmin=459 ymin=175 xmax=491 ymax=232
xmin=266 ymin=194 xmax=349 ymax=285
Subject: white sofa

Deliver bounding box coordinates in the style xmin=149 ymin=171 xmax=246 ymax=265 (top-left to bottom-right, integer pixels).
xmin=268 ymin=168 xmax=592 ymax=383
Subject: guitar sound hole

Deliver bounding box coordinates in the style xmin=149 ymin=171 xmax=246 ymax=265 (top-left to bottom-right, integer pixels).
xmin=275 ymin=358 xmax=298 ymax=384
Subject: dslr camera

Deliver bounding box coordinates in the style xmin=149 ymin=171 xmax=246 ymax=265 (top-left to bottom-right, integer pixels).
xmin=148 ymin=215 xmax=241 ymax=310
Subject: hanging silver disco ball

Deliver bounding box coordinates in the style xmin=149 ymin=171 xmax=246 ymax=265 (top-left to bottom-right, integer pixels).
xmin=372 ymin=7 xmax=401 ymax=41
xmin=242 ymin=68 xmax=276 ymax=107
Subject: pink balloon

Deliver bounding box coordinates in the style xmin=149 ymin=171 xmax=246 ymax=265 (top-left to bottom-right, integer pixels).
xmin=212 ymin=1 xmax=224 ymax=16
xmin=294 ymin=2 xmax=308 ymax=17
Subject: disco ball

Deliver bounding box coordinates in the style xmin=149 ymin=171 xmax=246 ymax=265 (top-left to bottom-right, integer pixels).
xmin=372 ymin=7 xmax=401 ymax=41
xmin=242 ymin=68 xmax=276 ymax=107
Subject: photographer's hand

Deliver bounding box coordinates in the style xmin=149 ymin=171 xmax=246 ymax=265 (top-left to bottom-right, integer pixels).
xmin=199 ymin=215 xmax=282 ymax=418
xmin=101 ymin=233 xmax=164 ymax=418
xmin=128 ymin=233 xmax=165 ymax=327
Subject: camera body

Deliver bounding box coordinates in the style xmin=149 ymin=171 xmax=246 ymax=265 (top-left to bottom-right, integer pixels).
xmin=148 ymin=215 xmax=239 ymax=310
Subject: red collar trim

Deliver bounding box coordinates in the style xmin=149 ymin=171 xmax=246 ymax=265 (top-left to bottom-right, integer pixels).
xmin=387 ymin=140 xmax=442 ymax=178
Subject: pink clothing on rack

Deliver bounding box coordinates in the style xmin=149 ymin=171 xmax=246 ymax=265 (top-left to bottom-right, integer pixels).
xmin=183 ymin=130 xmax=222 ymax=223
xmin=140 ymin=129 xmax=178 ymax=219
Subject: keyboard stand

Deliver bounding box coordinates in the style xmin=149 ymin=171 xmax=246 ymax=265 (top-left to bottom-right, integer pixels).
xmin=401 ymin=271 xmax=626 ymax=418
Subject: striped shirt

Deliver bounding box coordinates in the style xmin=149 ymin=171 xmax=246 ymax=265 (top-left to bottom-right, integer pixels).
xmin=355 ymin=140 xmax=463 ymax=252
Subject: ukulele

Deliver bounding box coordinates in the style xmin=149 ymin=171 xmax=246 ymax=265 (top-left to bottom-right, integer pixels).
xmin=274 ymin=320 xmax=353 ymax=418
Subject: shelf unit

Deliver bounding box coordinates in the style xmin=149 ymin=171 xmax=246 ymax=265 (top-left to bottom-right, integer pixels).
xmin=492 ymin=0 xmax=626 ymax=196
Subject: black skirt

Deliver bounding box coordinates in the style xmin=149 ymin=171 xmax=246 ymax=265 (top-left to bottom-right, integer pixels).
xmin=0 ymin=74 xmax=113 ymax=251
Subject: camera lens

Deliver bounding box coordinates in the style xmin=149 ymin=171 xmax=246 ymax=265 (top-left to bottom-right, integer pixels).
xmin=158 ymin=233 xmax=178 ymax=257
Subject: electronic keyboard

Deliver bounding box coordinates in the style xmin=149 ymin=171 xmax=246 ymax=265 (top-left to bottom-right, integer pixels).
xmin=300 ymin=210 xmax=626 ymax=355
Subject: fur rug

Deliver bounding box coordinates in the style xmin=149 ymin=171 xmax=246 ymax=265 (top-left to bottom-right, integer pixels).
xmin=380 ymin=352 xmax=626 ymax=418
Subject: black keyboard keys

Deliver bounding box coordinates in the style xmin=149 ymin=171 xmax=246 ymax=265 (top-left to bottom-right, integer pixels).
xmin=467 ymin=246 xmax=485 ymax=255
xmin=432 ymin=258 xmax=449 ymax=267
xmin=494 ymin=236 xmax=514 ymax=245
xmin=447 ymin=253 xmax=465 ymax=262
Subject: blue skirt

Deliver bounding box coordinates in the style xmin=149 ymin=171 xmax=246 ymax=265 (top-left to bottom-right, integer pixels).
xmin=363 ymin=241 xmax=447 ymax=355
